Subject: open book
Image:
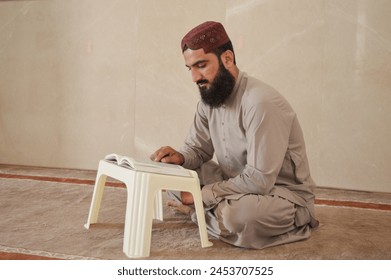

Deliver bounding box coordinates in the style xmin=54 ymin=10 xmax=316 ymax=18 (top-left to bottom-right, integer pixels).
xmin=104 ymin=153 xmax=191 ymax=177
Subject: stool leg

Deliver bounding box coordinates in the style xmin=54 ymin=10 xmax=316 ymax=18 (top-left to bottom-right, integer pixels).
xmin=147 ymin=172 xmax=213 ymax=249
xmin=191 ymin=187 xmax=214 ymax=248
xmin=123 ymin=173 xmax=155 ymax=258
xmin=84 ymin=171 xmax=107 ymax=229
xmin=153 ymin=190 xmax=163 ymax=221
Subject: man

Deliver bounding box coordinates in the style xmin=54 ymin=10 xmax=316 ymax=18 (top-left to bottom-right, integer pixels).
xmin=151 ymin=21 xmax=318 ymax=249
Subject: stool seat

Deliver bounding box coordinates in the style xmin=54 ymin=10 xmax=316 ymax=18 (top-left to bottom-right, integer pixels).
xmin=84 ymin=160 xmax=213 ymax=258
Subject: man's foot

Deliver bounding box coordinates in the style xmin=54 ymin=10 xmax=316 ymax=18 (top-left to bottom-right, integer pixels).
xmin=181 ymin=191 xmax=194 ymax=205
xmin=167 ymin=200 xmax=192 ymax=216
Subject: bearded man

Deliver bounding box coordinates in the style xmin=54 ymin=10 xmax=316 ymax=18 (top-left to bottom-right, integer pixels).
xmin=151 ymin=21 xmax=318 ymax=249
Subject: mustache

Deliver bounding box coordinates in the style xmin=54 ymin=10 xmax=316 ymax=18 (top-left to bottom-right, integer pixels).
xmin=196 ymin=79 xmax=209 ymax=86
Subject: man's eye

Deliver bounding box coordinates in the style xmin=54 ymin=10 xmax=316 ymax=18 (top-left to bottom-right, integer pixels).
xmin=197 ymin=63 xmax=206 ymax=68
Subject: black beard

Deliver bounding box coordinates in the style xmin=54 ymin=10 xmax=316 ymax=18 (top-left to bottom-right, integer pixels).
xmin=197 ymin=62 xmax=235 ymax=108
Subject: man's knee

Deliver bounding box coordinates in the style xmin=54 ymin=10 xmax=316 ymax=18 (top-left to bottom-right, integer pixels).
xmin=215 ymin=195 xmax=297 ymax=236
xmin=215 ymin=196 xmax=257 ymax=234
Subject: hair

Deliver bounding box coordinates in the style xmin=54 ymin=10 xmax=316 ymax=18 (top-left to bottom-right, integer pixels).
xmin=182 ymin=41 xmax=237 ymax=65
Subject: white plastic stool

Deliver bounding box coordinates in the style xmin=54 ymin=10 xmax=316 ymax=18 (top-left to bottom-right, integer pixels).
xmin=84 ymin=160 xmax=213 ymax=258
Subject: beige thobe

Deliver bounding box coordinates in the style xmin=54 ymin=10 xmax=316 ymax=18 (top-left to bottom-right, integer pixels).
xmin=178 ymin=71 xmax=319 ymax=249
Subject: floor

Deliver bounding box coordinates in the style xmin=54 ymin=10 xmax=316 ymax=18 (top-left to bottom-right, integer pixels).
xmin=0 ymin=163 xmax=390 ymax=260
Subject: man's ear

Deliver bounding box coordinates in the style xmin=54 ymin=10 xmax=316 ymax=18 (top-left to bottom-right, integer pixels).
xmin=220 ymin=50 xmax=235 ymax=68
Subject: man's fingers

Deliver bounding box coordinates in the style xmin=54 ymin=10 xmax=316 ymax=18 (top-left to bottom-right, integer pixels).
xmin=151 ymin=146 xmax=173 ymax=161
xmin=151 ymin=146 xmax=184 ymax=165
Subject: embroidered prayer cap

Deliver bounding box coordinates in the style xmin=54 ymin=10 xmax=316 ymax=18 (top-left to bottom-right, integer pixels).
xmin=181 ymin=21 xmax=230 ymax=54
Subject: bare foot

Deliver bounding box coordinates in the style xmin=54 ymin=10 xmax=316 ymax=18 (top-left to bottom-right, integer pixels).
xmin=181 ymin=191 xmax=194 ymax=205
xmin=167 ymin=200 xmax=192 ymax=216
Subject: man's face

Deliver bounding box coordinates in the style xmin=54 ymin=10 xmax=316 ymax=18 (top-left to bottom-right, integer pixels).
xmin=183 ymin=48 xmax=235 ymax=108
xmin=183 ymin=48 xmax=219 ymax=89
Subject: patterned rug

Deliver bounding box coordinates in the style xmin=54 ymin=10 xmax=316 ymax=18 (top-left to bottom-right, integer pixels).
xmin=1 ymin=171 xmax=390 ymax=260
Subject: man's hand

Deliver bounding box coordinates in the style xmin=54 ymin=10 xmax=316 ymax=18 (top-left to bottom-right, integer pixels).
xmin=150 ymin=146 xmax=185 ymax=165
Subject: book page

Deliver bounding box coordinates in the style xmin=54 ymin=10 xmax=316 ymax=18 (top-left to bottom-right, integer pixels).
xmin=104 ymin=153 xmax=121 ymax=163
xmin=104 ymin=154 xmax=191 ymax=177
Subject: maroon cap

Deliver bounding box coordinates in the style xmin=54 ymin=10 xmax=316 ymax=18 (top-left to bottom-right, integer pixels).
xmin=181 ymin=21 xmax=230 ymax=53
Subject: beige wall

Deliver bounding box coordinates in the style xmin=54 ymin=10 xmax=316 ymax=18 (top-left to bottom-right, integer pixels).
xmin=0 ymin=0 xmax=390 ymax=193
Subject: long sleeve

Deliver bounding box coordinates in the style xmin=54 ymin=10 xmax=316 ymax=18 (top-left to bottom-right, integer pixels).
xmin=179 ymin=101 xmax=214 ymax=170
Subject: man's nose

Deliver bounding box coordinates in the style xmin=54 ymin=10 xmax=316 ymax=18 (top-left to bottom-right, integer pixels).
xmin=191 ymin=69 xmax=202 ymax=83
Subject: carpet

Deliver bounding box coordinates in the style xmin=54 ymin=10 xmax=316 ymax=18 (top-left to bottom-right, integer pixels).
xmin=1 ymin=175 xmax=391 ymax=260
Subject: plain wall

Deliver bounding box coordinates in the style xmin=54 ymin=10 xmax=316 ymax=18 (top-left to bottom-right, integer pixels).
xmin=0 ymin=0 xmax=390 ymax=193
